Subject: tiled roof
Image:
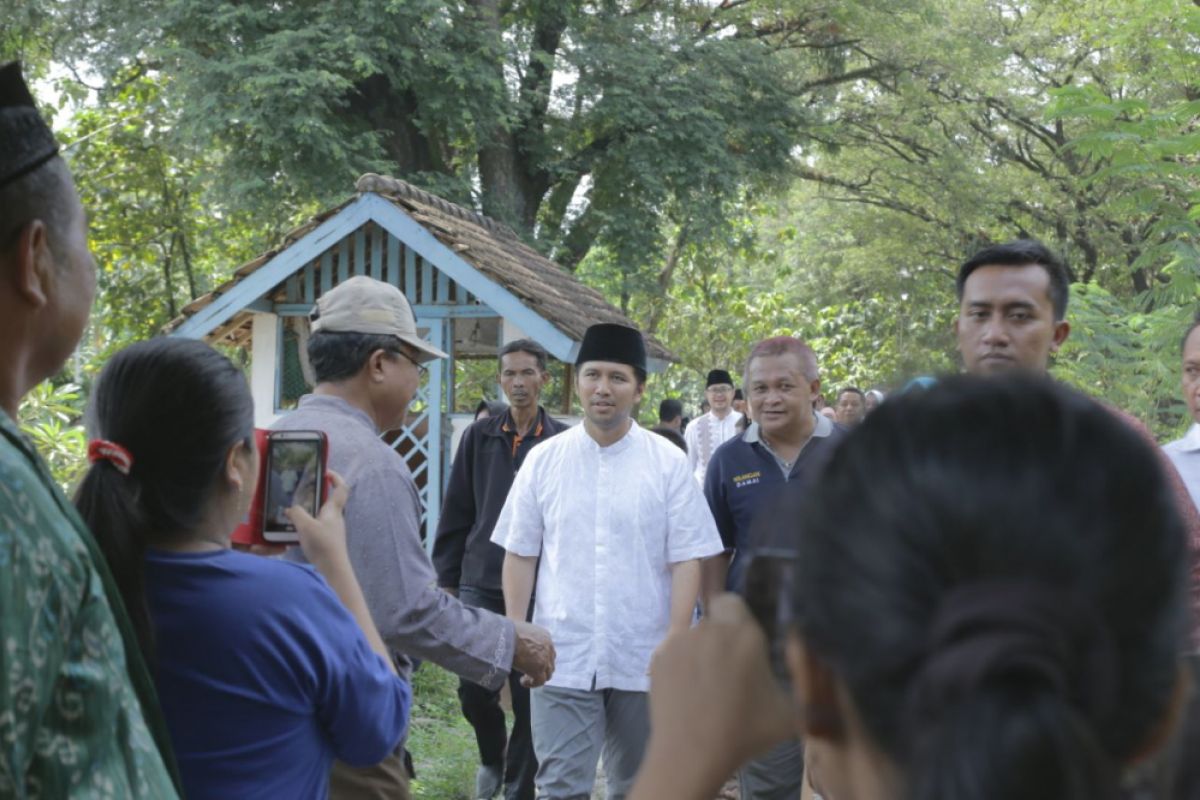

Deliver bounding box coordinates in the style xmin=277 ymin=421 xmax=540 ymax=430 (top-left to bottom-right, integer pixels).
xmin=163 ymin=173 xmax=673 ymax=362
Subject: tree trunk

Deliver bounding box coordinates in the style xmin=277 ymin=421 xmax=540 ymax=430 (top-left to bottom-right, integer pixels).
xmin=349 ymin=75 xmax=448 ymax=176
xmin=645 ymin=225 xmax=689 ymax=335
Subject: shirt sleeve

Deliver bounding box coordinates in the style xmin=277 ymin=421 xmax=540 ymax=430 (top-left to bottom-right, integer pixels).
xmin=432 ymin=426 xmax=477 ymax=589
xmin=684 ymin=421 xmax=701 ymax=475
xmin=301 ymin=571 xmax=412 ymax=767
xmin=0 ymin=494 xmax=74 ymax=784
xmin=490 ymin=447 xmax=545 ymax=558
xmin=344 ymin=467 xmax=516 ymax=691
xmin=666 ymin=451 xmax=726 ymax=563
xmin=703 ymin=450 xmax=737 ymax=551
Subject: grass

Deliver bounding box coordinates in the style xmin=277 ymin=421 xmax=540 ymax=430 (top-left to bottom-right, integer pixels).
xmin=408 ymin=663 xmax=478 ymax=799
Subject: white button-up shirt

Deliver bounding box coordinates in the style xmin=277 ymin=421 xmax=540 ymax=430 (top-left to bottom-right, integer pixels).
xmin=492 ymin=422 xmax=724 ymax=692
xmin=1165 ymin=423 xmax=1200 ymax=511
xmin=684 ymin=410 xmax=744 ymax=484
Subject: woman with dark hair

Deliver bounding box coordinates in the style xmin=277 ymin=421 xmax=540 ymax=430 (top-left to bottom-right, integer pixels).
xmin=631 ymin=375 xmax=1191 ymax=800
xmin=75 ymin=338 xmax=410 ymax=799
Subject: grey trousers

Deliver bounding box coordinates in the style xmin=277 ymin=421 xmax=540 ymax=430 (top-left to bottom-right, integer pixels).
xmin=530 ymin=685 xmax=649 ymax=800
xmin=738 ymin=739 xmax=804 ymax=800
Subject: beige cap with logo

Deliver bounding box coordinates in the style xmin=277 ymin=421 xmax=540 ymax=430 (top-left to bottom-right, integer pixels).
xmin=310 ymin=275 xmax=449 ymax=362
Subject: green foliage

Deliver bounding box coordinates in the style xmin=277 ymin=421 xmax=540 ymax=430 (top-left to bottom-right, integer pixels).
xmin=17 ymin=382 xmax=87 ymax=494
xmin=407 ymin=664 xmax=476 ymax=799
xmin=1055 ymin=283 xmax=1191 ymax=439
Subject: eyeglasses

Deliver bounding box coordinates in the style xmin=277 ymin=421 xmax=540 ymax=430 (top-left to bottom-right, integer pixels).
xmin=392 ymin=349 xmax=429 ymax=379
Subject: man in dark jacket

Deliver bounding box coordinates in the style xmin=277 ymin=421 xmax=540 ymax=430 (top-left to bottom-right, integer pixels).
xmin=434 ymin=339 xmax=569 ymax=800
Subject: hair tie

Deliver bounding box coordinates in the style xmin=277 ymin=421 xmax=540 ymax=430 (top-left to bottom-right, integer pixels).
xmin=88 ymin=439 xmax=134 ymax=475
xmin=905 ymin=581 xmax=1117 ymax=728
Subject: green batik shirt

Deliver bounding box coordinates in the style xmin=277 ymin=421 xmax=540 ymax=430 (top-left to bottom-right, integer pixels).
xmin=0 ymin=410 xmax=180 ymax=799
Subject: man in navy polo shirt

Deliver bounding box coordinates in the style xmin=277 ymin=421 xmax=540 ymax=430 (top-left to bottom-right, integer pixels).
xmin=701 ymin=335 xmax=847 ymax=800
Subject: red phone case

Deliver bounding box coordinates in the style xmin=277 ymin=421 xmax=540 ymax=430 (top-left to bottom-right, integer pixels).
xmin=230 ymin=429 xmax=331 ymax=547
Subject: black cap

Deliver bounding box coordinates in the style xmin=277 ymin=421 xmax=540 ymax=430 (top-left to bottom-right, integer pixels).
xmin=575 ymin=323 xmax=647 ymax=373
xmin=733 ymin=388 xmax=744 ymax=400
xmin=0 ymin=62 xmax=60 ymax=189
xmin=706 ymin=369 xmax=734 ymax=388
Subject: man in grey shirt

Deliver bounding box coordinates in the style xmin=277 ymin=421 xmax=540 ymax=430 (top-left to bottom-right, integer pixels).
xmin=277 ymin=276 xmax=555 ymax=799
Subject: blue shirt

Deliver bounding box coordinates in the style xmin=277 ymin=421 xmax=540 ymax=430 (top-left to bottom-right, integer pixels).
xmin=145 ymin=548 xmax=410 ymax=800
xmin=703 ymin=415 xmax=846 ymax=591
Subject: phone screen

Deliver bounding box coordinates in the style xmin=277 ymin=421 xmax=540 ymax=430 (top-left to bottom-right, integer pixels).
xmin=263 ymin=437 xmax=322 ymax=537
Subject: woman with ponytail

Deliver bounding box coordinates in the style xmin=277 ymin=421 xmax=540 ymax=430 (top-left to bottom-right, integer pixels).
xmin=75 ymin=337 xmax=410 ymax=800
xmin=631 ymin=375 xmax=1191 ymax=800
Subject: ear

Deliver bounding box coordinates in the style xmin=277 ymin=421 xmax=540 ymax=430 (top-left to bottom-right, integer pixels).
xmin=1049 ymin=320 xmax=1071 ymax=354
xmin=224 ymin=440 xmax=250 ymax=494
xmin=785 ymin=632 xmax=845 ymax=742
xmin=810 ymin=378 xmax=822 ymax=398
xmin=6 ymin=220 xmax=52 ymax=308
xmin=367 ymin=349 xmax=390 ymax=383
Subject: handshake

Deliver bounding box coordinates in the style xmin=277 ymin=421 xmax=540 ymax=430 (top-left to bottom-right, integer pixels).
xmin=511 ymin=621 xmax=556 ymax=687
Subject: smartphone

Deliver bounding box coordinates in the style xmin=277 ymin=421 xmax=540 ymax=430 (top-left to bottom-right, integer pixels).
xmin=743 ymin=549 xmax=796 ymax=686
xmin=262 ymin=431 xmax=328 ymax=543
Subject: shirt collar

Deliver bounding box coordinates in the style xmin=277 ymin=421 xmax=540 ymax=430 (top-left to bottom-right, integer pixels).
xmin=1181 ymin=423 xmax=1200 ymax=452
xmin=743 ymin=411 xmax=830 ymax=443
xmin=297 ymin=394 xmax=379 ymax=434
xmin=580 ymin=419 xmax=639 ymax=454
xmin=501 ymin=407 xmax=545 ymax=438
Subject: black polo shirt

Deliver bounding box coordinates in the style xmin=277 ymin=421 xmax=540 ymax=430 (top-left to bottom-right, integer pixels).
xmin=703 ymin=413 xmax=847 ymax=592
xmin=433 ymin=407 xmax=569 ymax=592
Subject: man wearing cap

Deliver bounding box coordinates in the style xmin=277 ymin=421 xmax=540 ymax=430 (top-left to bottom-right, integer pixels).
xmin=684 ymin=369 xmax=743 ymax=484
xmin=276 ymin=275 xmax=556 ymax=799
xmin=0 ymin=62 xmax=180 ymax=796
xmin=492 ymin=323 xmax=724 ymax=800
xmin=433 ymin=338 xmax=569 ymax=800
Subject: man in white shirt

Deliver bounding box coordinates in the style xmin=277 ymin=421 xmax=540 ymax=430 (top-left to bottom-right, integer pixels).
xmin=1166 ymin=318 xmax=1200 ymax=510
xmin=684 ymin=369 xmax=744 ymax=484
xmin=492 ymin=323 xmax=724 ymax=800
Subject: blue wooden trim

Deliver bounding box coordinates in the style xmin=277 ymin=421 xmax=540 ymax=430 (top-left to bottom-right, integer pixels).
xmin=404 ymin=245 xmax=417 ymax=304
xmin=338 ymin=237 xmax=350 ymax=283
xmin=362 ymin=194 xmax=577 ymax=360
xmin=320 ymin=251 xmax=333 ymax=294
xmin=303 ymin=261 xmax=315 ymax=304
xmin=270 ymin=302 xmax=497 ymax=318
xmin=354 ymin=227 xmax=366 ymax=277
xmin=436 ymin=269 xmax=450 ymax=304
xmin=370 ymin=225 xmax=384 ymax=279
xmin=386 ymin=235 xmax=399 ymax=285
xmin=273 ymin=316 xmax=284 ymax=414
xmin=423 ymin=318 xmax=447 ymax=554
xmin=170 ymin=195 xmax=376 ymax=339
xmin=421 ymin=258 xmax=434 ymax=304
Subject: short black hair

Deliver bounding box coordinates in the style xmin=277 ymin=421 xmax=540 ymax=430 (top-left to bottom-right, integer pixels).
xmin=308 ymin=330 xmax=406 ymax=383
xmin=838 ymin=386 xmax=865 ymax=401
xmin=957 ymin=239 xmax=1070 ymax=321
xmin=499 ymin=338 xmax=549 ymax=372
xmin=659 ymin=398 xmax=683 ymax=423
xmin=1 ymin=157 xmax=73 ymax=263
